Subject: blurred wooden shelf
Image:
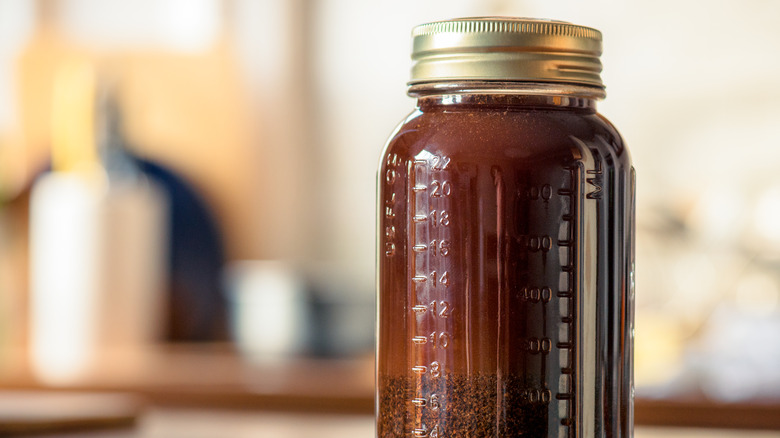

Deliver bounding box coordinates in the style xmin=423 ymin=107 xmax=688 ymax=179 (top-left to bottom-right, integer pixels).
xmin=635 ymin=398 xmax=780 ymax=431
xmin=1 ymin=344 xmax=779 ymax=430
xmin=0 ymin=344 xmax=374 ymax=414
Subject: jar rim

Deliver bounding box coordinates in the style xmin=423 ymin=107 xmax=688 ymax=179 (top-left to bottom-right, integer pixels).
xmin=408 ymin=81 xmax=606 ymax=100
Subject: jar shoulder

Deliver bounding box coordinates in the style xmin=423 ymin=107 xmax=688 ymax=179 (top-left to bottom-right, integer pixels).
xmin=381 ymin=107 xmax=628 ymax=168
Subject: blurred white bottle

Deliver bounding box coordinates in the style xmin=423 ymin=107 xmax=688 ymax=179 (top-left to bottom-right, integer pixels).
xmin=29 ymin=61 xmax=168 ymax=385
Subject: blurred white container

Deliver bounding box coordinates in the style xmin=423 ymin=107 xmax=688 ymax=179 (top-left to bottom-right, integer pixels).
xmin=29 ymin=170 xmax=103 ymax=384
xmin=224 ymin=261 xmax=309 ymax=364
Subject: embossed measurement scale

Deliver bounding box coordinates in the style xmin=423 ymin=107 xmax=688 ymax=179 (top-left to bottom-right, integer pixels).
xmin=409 ymin=152 xmax=452 ymax=438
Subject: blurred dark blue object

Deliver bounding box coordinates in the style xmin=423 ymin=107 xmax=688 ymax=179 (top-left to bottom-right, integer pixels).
xmin=135 ymin=158 xmax=228 ymax=342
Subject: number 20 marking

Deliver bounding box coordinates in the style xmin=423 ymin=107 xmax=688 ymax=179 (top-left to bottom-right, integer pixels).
xmin=430 ymin=180 xmax=451 ymax=197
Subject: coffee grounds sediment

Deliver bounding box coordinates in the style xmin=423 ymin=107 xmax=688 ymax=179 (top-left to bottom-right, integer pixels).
xmin=378 ymin=373 xmax=552 ymax=437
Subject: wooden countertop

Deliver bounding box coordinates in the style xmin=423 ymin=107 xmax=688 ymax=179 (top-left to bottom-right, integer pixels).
xmin=1 ymin=344 xmax=778 ymax=431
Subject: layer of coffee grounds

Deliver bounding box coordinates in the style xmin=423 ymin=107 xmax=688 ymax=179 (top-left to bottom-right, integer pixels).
xmin=378 ymin=373 xmax=554 ymax=438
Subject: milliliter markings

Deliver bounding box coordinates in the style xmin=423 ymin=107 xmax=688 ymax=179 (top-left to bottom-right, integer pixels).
xmin=557 ymin=162 xmax=577 ymax=431
xmin=413 ymin=244 xmax=427 ymax=252
xmin=413 ymin=305 xmax=427 ymax=314
xmin=412 ymin=365 xmax=428 ymax=374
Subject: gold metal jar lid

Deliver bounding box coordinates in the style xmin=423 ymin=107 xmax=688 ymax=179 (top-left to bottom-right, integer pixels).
xmin=410 ymin=17 xmax=604 ymax=90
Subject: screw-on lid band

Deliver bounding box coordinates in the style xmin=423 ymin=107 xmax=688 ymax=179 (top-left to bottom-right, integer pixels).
xmin=410 ymin=18 xmax=604 ymax=90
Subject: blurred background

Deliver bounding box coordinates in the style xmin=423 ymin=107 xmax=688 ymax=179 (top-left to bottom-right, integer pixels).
xmin=0 ymin=0 xmax=779 ymax=436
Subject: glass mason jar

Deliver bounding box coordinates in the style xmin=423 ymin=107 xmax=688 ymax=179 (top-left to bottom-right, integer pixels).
xmin=377 ymin=18 xmax=635 ymax=438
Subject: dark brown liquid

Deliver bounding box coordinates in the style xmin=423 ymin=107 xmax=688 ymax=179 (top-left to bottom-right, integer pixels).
xmin=378 ymin=93 xmax=634 ymax=437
